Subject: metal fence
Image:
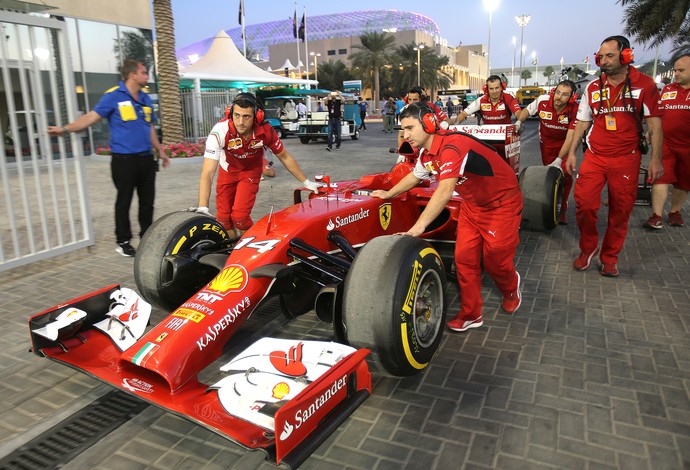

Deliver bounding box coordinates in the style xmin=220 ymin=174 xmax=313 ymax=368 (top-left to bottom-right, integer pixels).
xmin=180 ymin=88 xmax=238 ymax=142
xmin=0 ymin=12 xmax=93 ymax=272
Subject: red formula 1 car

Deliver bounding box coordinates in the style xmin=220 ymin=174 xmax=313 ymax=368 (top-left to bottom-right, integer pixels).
xmin=28 ymin=126 xmax=559 ymax=467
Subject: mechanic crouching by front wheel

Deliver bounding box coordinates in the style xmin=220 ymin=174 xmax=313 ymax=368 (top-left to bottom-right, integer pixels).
xmin=372 ymin=102 xmax=523 ymax=333
xmin=197 ymin=93 xmax=322 ymax=237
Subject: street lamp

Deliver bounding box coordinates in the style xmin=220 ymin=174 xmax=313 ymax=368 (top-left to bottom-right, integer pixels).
xmin=413 ymin=43 xmax=425 ymax=86
xmin=510 ymin=36 xmax=517 ymax=86
xmin=532 ymin=50 xmax=538 ymax=86
xmin=483 ymin=0 xmax=499 ymax=76
xmin=515 ymin=14 xmax=531 ymax=86
xmin=521 ymin=45 xmax=526 ymax=86
xmin=310 ymin=52 xmax=321 ymax=83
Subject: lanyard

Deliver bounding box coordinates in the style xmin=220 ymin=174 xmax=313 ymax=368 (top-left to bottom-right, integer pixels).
xmin=604 ymin=80 xmax=625 ymax=115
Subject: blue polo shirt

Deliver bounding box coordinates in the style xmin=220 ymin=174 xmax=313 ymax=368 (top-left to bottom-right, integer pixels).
xmin=93 ymin=81 xmax=156 ymax=154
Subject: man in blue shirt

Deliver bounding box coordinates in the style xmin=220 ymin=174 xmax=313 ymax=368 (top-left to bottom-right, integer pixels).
xmin=49 ymin=60 xmax=169 ymax=257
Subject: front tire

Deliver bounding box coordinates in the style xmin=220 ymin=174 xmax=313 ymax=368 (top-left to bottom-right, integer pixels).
xmin=342 ymin=236 xmax=446 ymax=376
xmin=299 ymin=136 xmax=310 ymax=144
xmin=134 ymin=211 xmax=230 ymax=312
xmin=351 ymin=128 xmax=360 ymax=140
xmin=519 ymin=165 xmax=563 ymax=232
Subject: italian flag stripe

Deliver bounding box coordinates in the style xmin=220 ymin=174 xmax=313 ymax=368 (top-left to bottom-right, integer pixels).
xmin=132 ymin=342 xmax=157 ymax=366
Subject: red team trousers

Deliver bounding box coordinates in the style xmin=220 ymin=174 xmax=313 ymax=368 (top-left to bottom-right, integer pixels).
xmin=215 ymin=167 xmax=262 ymax=231
xmin=574 ymin=150 xmax=641 ymax=264
xmin=454 ymin=195 xmax=522 ymax=320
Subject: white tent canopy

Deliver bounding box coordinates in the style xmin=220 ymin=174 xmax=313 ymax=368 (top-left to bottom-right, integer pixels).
xmin=279 ymin=58 xmax=297 ymax=71
xmin=179 ymin=30 xmax=316 ymax=87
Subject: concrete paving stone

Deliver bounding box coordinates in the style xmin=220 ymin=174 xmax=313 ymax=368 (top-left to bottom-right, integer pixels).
xmin=646 ymin=444 xmax=683 ymax=470
xmin=557 ymin=436 xmax=616 ymax=466
xmin=335 ymin=417 xmax=371 ymax=449
xmin=359 ymin=436 xmax=411 ymax=462
xmin=481 ymin=385 xmax=511 ymax=411
xmin=118 ymin=438 xmax=167 ymax=463
xmin=610 ymin=376 xmax=666 ymax=394
xmin=509 ymin=379 xmax=536 ymax=404
xmin=585 ymin=403 xmax=614 ymax=435
xmin=587 ymin=430 xmax=647 ymax=457
xmin=611 ymin=397 xmax=641 ymax=425
xmin=150 ymin=413 xmax=199 ymax=438
xmin=367 ymin=412 xmax=401 ymax=440
xmin=529 ymin=415 xmax=558 ymax=448
xmin=466 ymin=433 xmax=499 ymax=467
xmin=450 ymin=416 xmax=502 ymax=437
xmin=426 ymin=398 xmax=457 ymax=425
xmin=152 ymin=451 xmax=186 ymax=469
xmin=398 ymin=403 xmax=431 ymax=431
xmin=359 ymin=395 xmax=408 ymax=414
xmin=480 ymin=408 xmax=530 ymax=429
xmin=526 ymin=444 xmax=587 ymax=470
xmin=391 ymin=429 xmax=442 ymax=453
xmin=635 ymin=391 xmax=667 ymax=418
xmin=496 ymin=453 xmax=558 ymax=470
xmin=421 ymin=420 xmax=472 ymax=444
xmin=443 ymin=377 xmax=488 ymax=396
xmin=674 ymin=435 xmax=690 ymax=468
xmin=616 ymin=452 xmax=654 ymax=470
xmin=417 ymin=383 xmax=465 ymax=402
xmin=498 ymin=424 xmax=527 ymax=457
xmin=562 ymin=387 xmax=612 ymax=408
xmin=614 ymin=422 xmax=677 ymax=449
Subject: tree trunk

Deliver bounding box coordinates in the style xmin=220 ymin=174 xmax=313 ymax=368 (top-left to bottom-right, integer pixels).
xmin=152 ymin=0 xmax=183 ymax=144
xmin=374 ymin=67 xmax=380 ymax=113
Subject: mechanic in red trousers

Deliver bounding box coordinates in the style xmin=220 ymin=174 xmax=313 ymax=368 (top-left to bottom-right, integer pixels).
xmin=197 ymin=93 xmax=321 ymax=236
xmin=515 ymin=80 xmax=579 ymax=224
xmin=454 ymin=75 xmax=521 ymax=161
xmin=372 ymin=102 xmax=523 ymax=333
xmin=565 ymin=35 xmax=663 ymax=277
xmin=644 ymin=54 xmax=690 ymax=229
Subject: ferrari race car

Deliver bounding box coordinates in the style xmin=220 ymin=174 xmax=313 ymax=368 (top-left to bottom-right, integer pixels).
xmin=28 ymin=124 xmax=560 ymax=467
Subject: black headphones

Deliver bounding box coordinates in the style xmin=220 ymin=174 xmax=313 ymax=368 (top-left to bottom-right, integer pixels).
xmin=595 ymin=35 xmax=634 ymax=66
xmin=226 ymin=92 xmax=265 ymax=124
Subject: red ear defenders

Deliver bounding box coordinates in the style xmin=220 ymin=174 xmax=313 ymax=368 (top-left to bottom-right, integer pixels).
xmin=550 ymin=81 xmax=578 ymax=105
xmin=228 ymin=93 xmax=265 ymax=124
xmin=417 ymin=104 xmax=438 ymax=134
xmin=594 ymin=35 xmax=634 ymax=66
xmin=482 ymin=76 xmax=507 ymax=94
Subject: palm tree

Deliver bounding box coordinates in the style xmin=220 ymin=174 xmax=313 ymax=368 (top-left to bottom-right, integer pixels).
xmin=315 ymin=60 xmax=354 ymax=91
xmin=349 ymin=31 xmax=396 ymax=111
xmin=152 ymin=0 xmax=183 ymax=144
xmin=618 ymin=0 xmax=690 ymax=47
xmin=391 ymin=44 xmax=453 ymax=97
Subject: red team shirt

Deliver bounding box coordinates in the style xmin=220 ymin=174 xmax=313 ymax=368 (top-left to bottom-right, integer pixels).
xmin=413 ymin=132 xmax=521 ymax=208
xmin=463 ymin=93 xmax=521 ymax=124
xmin=576 ymin=66 xmax=662 ymax=157
xmin=659 ymin=82 xmax=690 ymax=147
xmin=525 ymin=94 xmax=578 ymax=145
xmin=205 ymin=120 xmax=284 ymax=172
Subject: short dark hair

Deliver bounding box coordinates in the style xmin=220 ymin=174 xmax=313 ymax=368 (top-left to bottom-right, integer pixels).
xmin=557 ymin=79 xmax=576 ymax=95
xmin=399 ymin=101 xmax=433 ymax=122
xmin=233 ymin=92 xmax=262 ymax=112
xmin=120 ymin=60 xmax=143 ymax=80
xmin=486 ymin=74 xmax=502 ymax=85
xmin=407 ymin=86 xmax=427 ymax=101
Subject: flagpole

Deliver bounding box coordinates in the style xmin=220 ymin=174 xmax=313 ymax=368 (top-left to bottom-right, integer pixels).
xmin=294 ymin=1 xmax=301 ymax=77
xmin=303 ymin=6 xmax=309 ymax=79
xmin=240 ymin=0 xmax=246 ymax=58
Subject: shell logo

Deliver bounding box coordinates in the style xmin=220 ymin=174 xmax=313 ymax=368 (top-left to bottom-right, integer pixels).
xmin=206 ymin=265 xmax=248 ymax=295
xmin=272 ymin=382 xmax=290 ymax=399
xmin=661 ymin=91 xmax=677 ymax=101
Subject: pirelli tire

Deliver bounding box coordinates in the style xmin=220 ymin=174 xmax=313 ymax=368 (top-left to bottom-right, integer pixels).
xmin=518 ymin=165 xmax=563 ymax=232
xmin=342 ymin=235 xmax=446 ymax=376
xmin=134 ymin=211 xmax=230 ymax=312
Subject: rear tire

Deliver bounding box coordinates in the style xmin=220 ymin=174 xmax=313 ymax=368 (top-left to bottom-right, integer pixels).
xmin=299 ymin=136 xmax=310 ymax=144
xmin=519 ymin=165 xmax=563 ymax=232
xmin=342 ymin=236 xmax=446 ymax=376
xmin=134 ymin=212 xmax=230 ymax=312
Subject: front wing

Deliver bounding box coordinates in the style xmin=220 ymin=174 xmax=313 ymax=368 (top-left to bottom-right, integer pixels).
xmin=28 ymin=285 xmax=371 ymax=468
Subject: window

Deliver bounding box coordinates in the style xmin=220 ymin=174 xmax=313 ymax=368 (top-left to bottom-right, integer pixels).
xmin=327 ymin=50 xmax=335 ymax=56
xmin=338 ymin=49 xmax=347 ymax=55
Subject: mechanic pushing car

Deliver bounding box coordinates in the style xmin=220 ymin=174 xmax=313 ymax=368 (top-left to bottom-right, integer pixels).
xmin=372 ymin=102 xmax=523 ymax=333
xmin=197 ymin=92 xmax=322 ymax=236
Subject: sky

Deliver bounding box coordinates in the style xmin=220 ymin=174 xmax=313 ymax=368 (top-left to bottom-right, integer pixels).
xmin=170 ymin=0 xmax=676 ymax=69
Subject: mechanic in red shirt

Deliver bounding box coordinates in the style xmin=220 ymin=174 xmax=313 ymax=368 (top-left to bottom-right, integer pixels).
xmin=644 ymin=54 xmax=690 ymax=229
xmin=373 ymin=102 xmax=523 ymax=333
xmin=515 ymin=80 xmax=579 ymax=224
xmin=396 ymin=86 xmax=450 ymax=152
xmin=197 ymin=93 xmax=321 ymax=236
xmin=565 ymin=36 xmax=663 ymax=277
xmin=454 ymin=75 xmax=521 ymax=160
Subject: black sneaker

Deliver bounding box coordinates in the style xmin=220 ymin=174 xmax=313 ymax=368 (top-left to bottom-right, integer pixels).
xmin=336 ymin=146 xmax=340 ymax=150
xmin=116 ymin=241 xmax=136 ymax=257
xmin=326 ymin=147 xmax=332 ymax=152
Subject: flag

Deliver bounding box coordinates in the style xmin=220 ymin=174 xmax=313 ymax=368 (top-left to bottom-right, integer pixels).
xmin=238 ymin=0 xmax=244 ymax=24
xmin=293 ymin=9 xmax=298 ymax=38
xmin=583 ymin=56 xmax=589 ymax=64
xmin=532 ymin=57 xmax=538 ymax=65
xmin=298 ymin=13 xmax=305 ymax=42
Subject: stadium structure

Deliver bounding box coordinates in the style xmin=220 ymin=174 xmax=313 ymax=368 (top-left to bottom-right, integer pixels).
xmin=176 ymin=9 xmax=489 ymax=93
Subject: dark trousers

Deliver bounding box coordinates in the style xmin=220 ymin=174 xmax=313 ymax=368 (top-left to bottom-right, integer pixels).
xmin=327 ymin=118 xmax=342 ymax=148
xmin=359 ymin=111 xmax=367 ymax=129
xmin=110 ymin=153 xmax=156 ymax=243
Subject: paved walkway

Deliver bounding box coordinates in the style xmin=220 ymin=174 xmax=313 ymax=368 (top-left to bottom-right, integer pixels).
xmin=1 ymin=120 xmax=689 ymax=469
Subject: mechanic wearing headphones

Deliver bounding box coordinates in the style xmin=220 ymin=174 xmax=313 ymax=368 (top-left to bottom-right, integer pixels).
xmin=515 ymin=80 xmax=579 ymax=224
xmin=373 ymin=102 xmax=523 ymax=333
xmin=396 ymin=86 xmax=451 ymax=155
xmin=453 ymin=75 xmax=521 ymax=161
xmin=565 ymin=35 xmax=663 ymax=277
xmin=197 ymin=93 xmax=321 ymax=237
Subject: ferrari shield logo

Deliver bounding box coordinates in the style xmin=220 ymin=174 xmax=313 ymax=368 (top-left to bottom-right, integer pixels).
xmin=379 ymin=203 xmax=392 ymax=230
